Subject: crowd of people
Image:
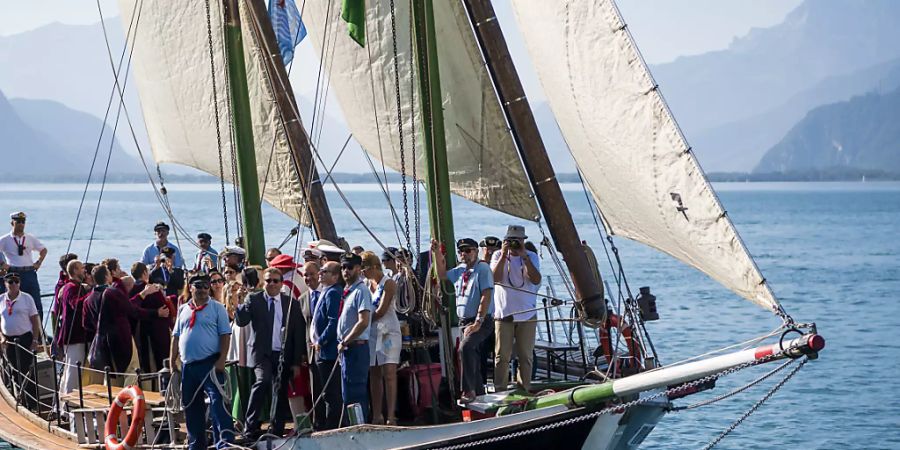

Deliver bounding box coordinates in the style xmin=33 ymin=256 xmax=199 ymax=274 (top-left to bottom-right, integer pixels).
xmin=0 ymin=211 xmax=544 ymax=449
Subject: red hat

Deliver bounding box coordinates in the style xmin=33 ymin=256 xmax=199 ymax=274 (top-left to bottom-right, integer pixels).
xmin=268 ymin=254 xmax=297 ymax=269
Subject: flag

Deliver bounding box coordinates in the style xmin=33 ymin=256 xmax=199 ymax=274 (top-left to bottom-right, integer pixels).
xmin=268 ymin=0 xmax=307 ymax=65
xmin=341 ymin=0 xmax=366 ymax=48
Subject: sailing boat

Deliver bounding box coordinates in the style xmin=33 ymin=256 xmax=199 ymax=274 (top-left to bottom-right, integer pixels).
xmin=0 ymin=0 xmax=824 ymax=449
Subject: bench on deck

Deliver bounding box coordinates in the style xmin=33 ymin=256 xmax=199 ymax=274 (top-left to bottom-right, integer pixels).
xmin=533 ymin=340 xmax=580 ymax=381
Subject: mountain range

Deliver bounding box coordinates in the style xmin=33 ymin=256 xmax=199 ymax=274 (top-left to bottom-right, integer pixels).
xmin=1 ymin=0 xmax=898 ymax=177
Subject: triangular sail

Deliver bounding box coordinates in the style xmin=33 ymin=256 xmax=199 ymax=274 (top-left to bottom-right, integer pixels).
xmin=303 ymin=0 xmax=539 ymax=220
xmin=118 ymin=0 xmax=311 ymax=224
xmin=510 ymin=0 xmax=781 ymax=312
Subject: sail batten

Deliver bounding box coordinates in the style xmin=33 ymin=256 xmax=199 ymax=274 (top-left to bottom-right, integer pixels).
xmin=118 ymin=0 xmax=311 ymax=225
xmin=511 ymin=0 xmax=781 ymax=312
xmin=303 ymin=0 xmax=539 ymax=220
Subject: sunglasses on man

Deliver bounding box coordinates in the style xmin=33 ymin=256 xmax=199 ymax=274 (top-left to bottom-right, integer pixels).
xmin=192 ymin=282 xmax=210 ymax=289
xmin=5 ymin=278 xmax=20 ymax=284
xmin=265 ymin=278 xmax=283 ymax=284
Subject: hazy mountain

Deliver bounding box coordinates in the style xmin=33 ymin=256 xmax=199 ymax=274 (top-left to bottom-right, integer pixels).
xmin=652 ymin=0 xmax=900 ymax=137
xmin=0 ymin=89 xmax=83 ymax=176
xmin=754 ymin=89 xmax=900 ymax=174
xmin=691 ymin=58 xmax=900 ymax=172
xmin=10 ymin=97 xmax=143 ymax=174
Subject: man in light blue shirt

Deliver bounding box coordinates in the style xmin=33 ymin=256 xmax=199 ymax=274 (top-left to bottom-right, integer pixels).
xmin=170 ymin=274 xmax=233 ymax=450
xmin=336 ymin=253 xmax=372 ymax=423
xmin=141 ymin=221 xmax=185 ymax=269
xmin=433 ymin=238 xmax=494 ymax=402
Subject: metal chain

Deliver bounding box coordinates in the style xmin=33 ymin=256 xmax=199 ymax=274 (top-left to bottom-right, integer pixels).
xmin=700 ymin=357 xmax=808 ymax=450
xmin=389 ymin=0 xmax=412 ymax=254
xmin=671 ymin=357 xmax=794 ymax=411
xmin=436 ymin=353 xmax=802 ymax=450
xmin=204 ymin=0 xmax=230 ymax=244
xmin=408 ymin=0 xmax=421 ymax=259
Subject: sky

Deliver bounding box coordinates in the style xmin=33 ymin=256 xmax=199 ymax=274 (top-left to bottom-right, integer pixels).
xmin=0 ymin=0 xmax=802 ymax=64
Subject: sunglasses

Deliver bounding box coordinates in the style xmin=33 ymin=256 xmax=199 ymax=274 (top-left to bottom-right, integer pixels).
xmin=5 ymin=278 xmax=20 ymax=284
xmin=265 ymin=278 xmax=283 ymax=284
xmin=13 ymin=219 xmax=25 ymax=224
xmin=210 ymin=278 xmax=225 ymax=284
xmin=457 ymin=248 xmax=476 ymax=254
xmin=192 ymin=282 xmax=210 ymax=289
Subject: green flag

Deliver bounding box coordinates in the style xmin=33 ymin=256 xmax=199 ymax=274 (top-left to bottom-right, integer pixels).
xmin=341 ymin=0 xmax=366 ymax=47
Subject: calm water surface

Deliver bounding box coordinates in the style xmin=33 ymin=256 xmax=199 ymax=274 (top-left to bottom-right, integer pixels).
xmin=1 ymin=181 xmax=898 ymax=449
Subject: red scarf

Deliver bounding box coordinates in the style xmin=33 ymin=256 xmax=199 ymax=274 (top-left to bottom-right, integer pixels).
xmin=460 ymin=269 xmax=472 ymax=295
xmin=188 ymin=302 xmax=208 ymax=328
xmin=5 ymin=296 xmax=17 ymax=316
xmin=340 ymin=285 xmax=352 ymax=315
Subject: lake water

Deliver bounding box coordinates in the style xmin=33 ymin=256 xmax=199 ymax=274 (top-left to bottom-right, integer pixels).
xmin=1 ymin=181 xmax=898 ymax=449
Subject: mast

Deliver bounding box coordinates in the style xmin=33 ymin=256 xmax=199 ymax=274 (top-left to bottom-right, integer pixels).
xmin=411 ymin=0 xmax=458 ymax=402
xmin=243 ymin=0 xmax=341 ymax=245
xmin=461 ymin=0 xmax=607 ymax=322
xmin=223 ymin=0 xmax=266 ymax=265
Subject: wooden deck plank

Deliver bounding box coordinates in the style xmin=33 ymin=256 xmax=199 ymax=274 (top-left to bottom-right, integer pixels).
xmin=0 ymin=386 xmax=75 ymax=450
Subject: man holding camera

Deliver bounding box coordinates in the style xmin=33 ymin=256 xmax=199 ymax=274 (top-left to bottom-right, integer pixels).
xmin=491 ymin=225 xmax=541 ymax=391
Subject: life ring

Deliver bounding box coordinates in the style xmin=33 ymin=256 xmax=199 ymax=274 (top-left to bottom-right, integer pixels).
xmin=104 ymin=385 xmax=146 ymax=450
xmin=598 ymin=314 xmax=643 ymax=367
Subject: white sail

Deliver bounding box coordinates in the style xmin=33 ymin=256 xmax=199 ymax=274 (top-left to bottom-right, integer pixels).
xmin=118 ymin=0 xmax=310 ymax=224
xmin=510 ymin=1 xmax=781 ymax=312
xmin=303 ymin=0 xmax=539 ymax=220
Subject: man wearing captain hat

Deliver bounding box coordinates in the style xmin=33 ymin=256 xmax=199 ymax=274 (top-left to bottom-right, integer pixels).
xmin=141 ymin=221 xmax=185 ymax=269
xmin=0 ymin=212 xmax=48 ymax=321
xmin=193 ymin=232 xmax=219 ymax=273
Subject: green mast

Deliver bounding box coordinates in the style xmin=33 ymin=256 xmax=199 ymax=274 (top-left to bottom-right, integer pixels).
xmin=411 ymin=0 xmax=458 ymax=401
xmin=223 ymin=0 xmax=265 ymax=266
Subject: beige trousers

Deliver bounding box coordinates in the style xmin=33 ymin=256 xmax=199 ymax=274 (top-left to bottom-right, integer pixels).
xmin=493 ymin=320 xmax=537 ymax=391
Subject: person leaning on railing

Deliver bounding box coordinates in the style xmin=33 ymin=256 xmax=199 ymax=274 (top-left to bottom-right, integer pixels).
xmin=0 ymin=272 xmax=45 ymax=406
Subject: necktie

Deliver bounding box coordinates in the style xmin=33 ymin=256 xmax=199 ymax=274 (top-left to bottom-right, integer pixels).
xmin=269 ymin=296 xmax=276 ymax=326
xmin=188 ymin=302 xmax=207 ymax=328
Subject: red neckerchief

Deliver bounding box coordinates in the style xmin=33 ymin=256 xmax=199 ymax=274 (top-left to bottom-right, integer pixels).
xmin=460 ymin=268 xmax=472 ymax=295
xmin=5 ymin=294 xmax=17 ymax=316
xmin=13 ymin=235 xmax=25 ymax=254
xmin=340 ymin=285 xmax=351 ymax=315
xmin=188 ymin=301 xmax=208 ymax=328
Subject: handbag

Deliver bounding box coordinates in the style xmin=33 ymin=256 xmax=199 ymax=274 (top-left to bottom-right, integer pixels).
xmin=87 ymin=289 xmax=112 ymax=370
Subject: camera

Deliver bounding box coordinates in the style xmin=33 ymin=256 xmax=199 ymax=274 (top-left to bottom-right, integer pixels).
xmin=505 ymin=239 xmax=522 ymax=250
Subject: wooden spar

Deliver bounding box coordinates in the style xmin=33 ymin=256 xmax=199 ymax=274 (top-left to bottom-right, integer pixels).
xmin=502 ymin=333 xmax=825 ymax=415
xmin=243 ymin=0 xmax=341 ymax=245
xmin=411 ymin=0 xmax=459 ymax=402
xmin=223 ymin=0 xmax=266 ymax=265
xmin=461 ymin=0 xmax=607 ymax=322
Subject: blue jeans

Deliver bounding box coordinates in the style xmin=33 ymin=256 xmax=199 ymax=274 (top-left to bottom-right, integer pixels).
xmin=181 ymin=357 xmax=234 ymax=450
xmin=340 ymin=342 xmax=370 ymax=424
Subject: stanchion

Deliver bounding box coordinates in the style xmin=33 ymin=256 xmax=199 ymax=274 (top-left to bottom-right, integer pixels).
xmin=105 ymin=366 xmax=113 ymax=406
xmin=51 ymin=355 xmax=62 ymax=426
xmin=31 ymin=349 xmax=41 ymax=416
xmin=76 ymin=361 xmax=85 ymax=409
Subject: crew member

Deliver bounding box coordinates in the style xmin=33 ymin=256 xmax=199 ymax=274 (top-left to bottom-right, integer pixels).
xmin=336 ymin=253 xmax=372 ymax=424
xmin=193 ymin=233 xmax=219 ymax=273
xmin=0 ymin=212 xmax=48 ymax=321
xmin=141 ymin=221 xmax=185 ymax=269
xmin=171 ymin=274 xmax=235 ymax=450
xmin=0 ymin=272 xmax=43 ymax=406
xmin=432 ymin=238 xmax=494 ymax=403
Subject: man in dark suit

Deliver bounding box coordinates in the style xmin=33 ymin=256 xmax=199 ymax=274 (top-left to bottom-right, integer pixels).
xmin=149 ymin=246 xmax=185 ymax=297
xmin=235 ymin=267 xmax=306 ymax=438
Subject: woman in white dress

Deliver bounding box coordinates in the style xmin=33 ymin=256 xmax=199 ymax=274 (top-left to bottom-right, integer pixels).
xmin=360 ymin=251 xmax=401 ymax=425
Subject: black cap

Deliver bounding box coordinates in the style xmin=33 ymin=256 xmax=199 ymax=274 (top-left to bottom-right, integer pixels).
xmin=480 ymin=236 xmax=500 ymax=248
xmin=188 ymin=273 xmax=210 ymax=285
xmin=197 ymin=232 xmax=212 ymax=241
xmin=3 ymin=273 xmax=21 ymax=282
xmin=340 ymin=253 xmax=362 ymax=267
xmin=456 ymin=238 xmax=478 ymax=250
xmin=160 ymin=246 xmax=176 ymax=256
xmin=381 ymin=247 xmax=399 ymax=261
xmin=154 ymin=221 xmax=170 ymax=232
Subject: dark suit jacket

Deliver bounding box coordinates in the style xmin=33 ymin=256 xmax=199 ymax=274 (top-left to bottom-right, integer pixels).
xmin=312 ymin=285 xmax=341 ymax=361
xmin=235 ymin=291 xmax=306 ymax=369
xmin=149 ymin=266 xmax=185 ymax=297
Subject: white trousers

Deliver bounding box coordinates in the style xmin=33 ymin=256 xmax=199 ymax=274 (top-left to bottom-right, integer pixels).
xmin=60 ymin=343 xmax=86 ymax=394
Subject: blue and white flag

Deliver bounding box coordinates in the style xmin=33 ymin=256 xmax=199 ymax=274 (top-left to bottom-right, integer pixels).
xmin=268 ymin=0 xmax=307 ymax=65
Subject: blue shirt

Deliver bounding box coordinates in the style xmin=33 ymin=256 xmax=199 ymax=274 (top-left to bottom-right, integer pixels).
xmin=142 ymin=242 xmax=185 ymax=268
xmin=447 ymin=261 xmax=494 ymax=320
xmin=173 ymin=299 xmax=231 ymax=364
xmin=337 ymin=280 xmax=373 ymax=342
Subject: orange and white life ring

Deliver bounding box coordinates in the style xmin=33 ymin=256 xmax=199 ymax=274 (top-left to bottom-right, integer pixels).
xmin=598 ymin=314 xmax=643 ymax=367
xmin=104 ymin=385 xmax=146 ymax=450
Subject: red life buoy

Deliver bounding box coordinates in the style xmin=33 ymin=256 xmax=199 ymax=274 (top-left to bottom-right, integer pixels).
xmin=104 ymin=385 xmax=146 ymax=450
xmin=598 ymin=314 xmax=643 ymax=367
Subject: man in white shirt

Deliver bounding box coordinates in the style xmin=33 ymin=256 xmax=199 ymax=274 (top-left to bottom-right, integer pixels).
xmin=491 ymin=225 xmax=541 ymax=391
xmin=0 ymin=272 xmax=44 ymax=406
xmin=0 ymin=212 xmax=48 ymax=321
